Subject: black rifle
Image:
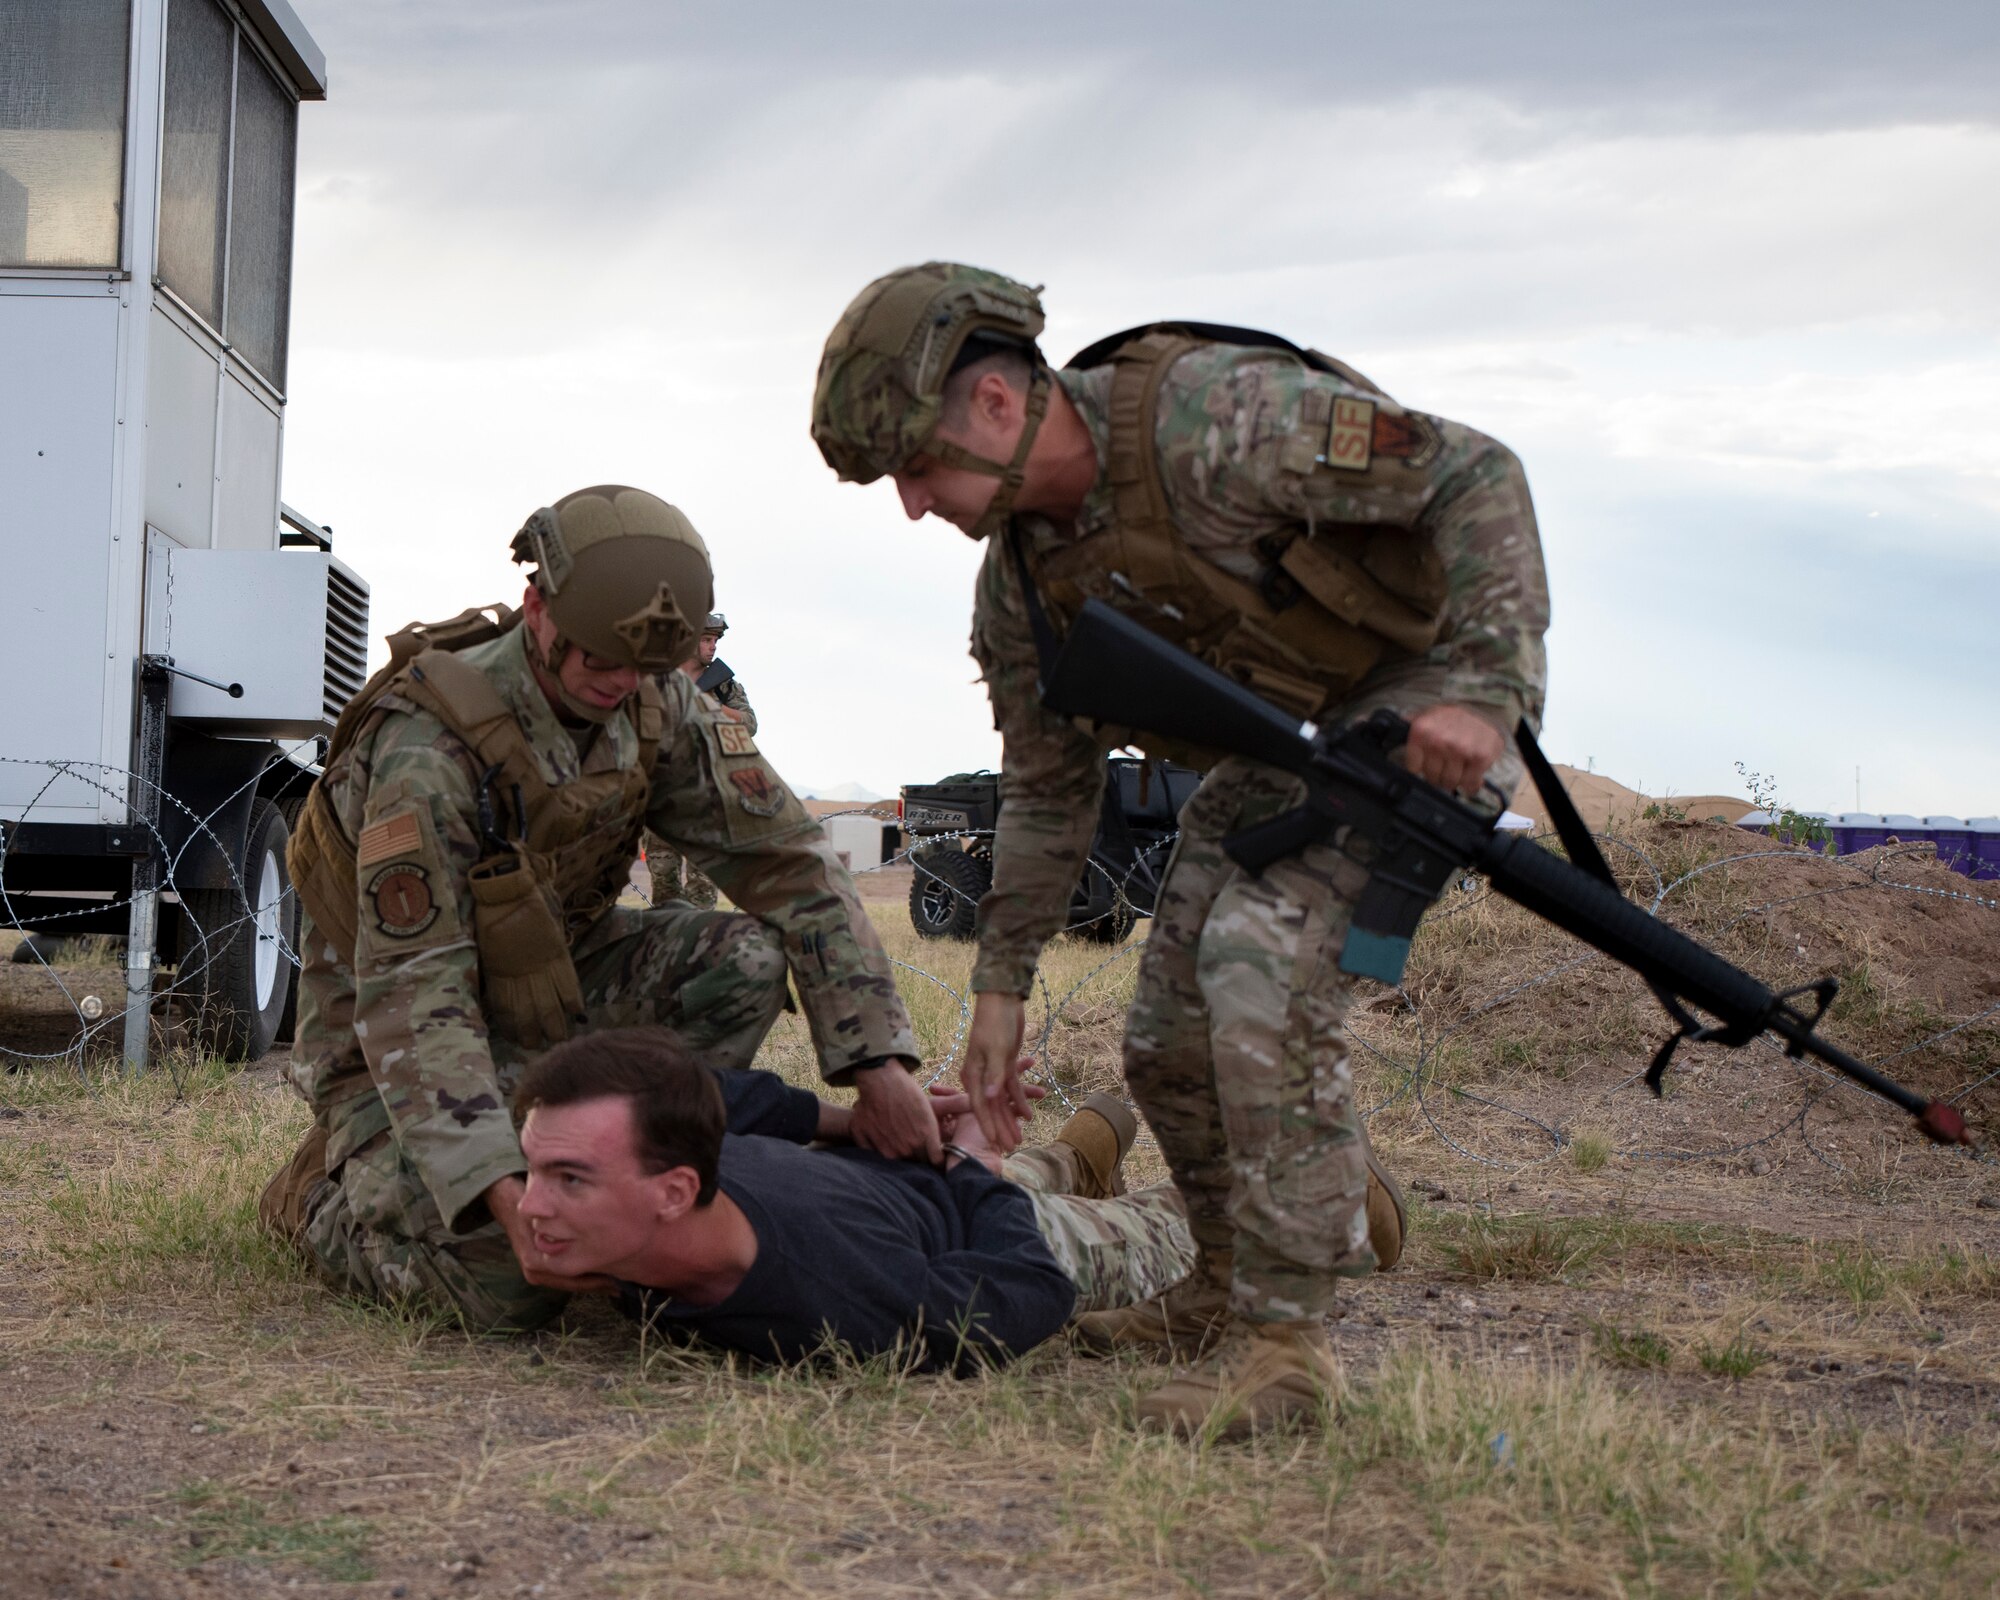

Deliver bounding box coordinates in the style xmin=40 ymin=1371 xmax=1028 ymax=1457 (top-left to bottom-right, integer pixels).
xmin=696 ymin=658 xmax=735 ymax=695
xmin=1038 ymin=598 xmax=1972 ymax=1148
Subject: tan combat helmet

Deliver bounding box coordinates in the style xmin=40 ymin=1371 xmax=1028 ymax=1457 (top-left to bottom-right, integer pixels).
xmin=511 ymin=485 xmax=714 ymax=718
xmin=811 ymin=262 xmax=1050 ymax=541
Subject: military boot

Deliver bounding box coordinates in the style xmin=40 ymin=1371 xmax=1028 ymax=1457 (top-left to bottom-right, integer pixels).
xmin=1052 ymin=1091 xmax=1138 ymax=1200
xmin=1133 ymin=1317 xmax=1341 ymax=1440
xmin=1358 ymin=1120 xmax=1408 ymax=1271
xmin=1072 ymin=1251 xmax=1233 ymax=1359
xmin=258 ymin=1121 xmax=330 ymax=1244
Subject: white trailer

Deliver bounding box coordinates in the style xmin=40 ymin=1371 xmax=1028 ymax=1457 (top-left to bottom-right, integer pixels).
xmin=1 ymin=0 xmax=366 ymax=1066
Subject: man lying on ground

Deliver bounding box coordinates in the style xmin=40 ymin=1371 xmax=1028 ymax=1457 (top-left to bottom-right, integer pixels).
xmin=512 ymin=1027 xmax=1201 ymax=1373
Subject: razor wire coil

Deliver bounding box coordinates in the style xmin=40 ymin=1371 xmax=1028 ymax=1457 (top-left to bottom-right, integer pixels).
xmin=4 ymin=776 xmax=1995 ymax=1178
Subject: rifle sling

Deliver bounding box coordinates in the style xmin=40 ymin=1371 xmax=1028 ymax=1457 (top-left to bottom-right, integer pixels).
xmin=1514 ymin=717 xmax=1719 ymax=1080
xmin=1515 ymin=719 xmax=1617 ymax=888
xmin=1009 ymin=529 xmax=1066 ymax=691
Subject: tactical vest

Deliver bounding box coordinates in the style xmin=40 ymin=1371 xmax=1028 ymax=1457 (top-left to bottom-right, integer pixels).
xmin=1019 ymin=323 xmax=1449 ymax=725
xmin=289 ymin=605 xmax=663 ymax=1042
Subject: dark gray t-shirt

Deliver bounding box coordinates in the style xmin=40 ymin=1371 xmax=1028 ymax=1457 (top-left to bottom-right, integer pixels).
xmin=618 ymin=1134 xmax=1075 ymax=1373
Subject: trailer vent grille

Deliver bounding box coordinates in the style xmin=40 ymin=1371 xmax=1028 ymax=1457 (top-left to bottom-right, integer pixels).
xmin=323 ymin=560 xmax=371 ymax=723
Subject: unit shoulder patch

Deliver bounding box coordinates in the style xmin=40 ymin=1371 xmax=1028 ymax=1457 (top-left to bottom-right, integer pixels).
xmin=350 ymin=800 xmax=467 ymax=962
xmin=728 ymin=765 xmax=786 ymax=816
xmin=369 ymin=864 xmax=439 ymax=938
xmin=715 ymin=722 xmax=758 ymax=757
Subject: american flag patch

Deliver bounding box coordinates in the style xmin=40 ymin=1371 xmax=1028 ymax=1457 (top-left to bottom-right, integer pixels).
xmin=356 ymin=811 xmax=422 ymax=869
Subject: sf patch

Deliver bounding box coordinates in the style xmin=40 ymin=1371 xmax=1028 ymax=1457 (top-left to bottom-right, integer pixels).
xmin=715 ymin=722 xmax=757 ymax=757
xmin=1325 ymin=397 xmax=1375 ymax=470
xmin=369 ymin=864 xmax=440 ymax=938
xmin=1321 ymin=398 xmax=1442 ymax=473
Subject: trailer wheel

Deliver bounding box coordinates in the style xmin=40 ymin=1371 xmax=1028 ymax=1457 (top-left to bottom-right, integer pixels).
xmin=183 ymin=796 xmax=297 ymax=1062
xmin=909 ymin=846 xmax=990 ymax=940
xmin=272 ymin=794 xmax=308 ymax=1045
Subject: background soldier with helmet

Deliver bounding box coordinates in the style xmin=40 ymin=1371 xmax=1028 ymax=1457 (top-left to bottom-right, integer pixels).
xmin=645 ymin=611 xmax=756 ymax=911
xmin=813 ymin=264 xmax=1551 ymax=1436
xmin=262 ymin=486 xmax=937 ymax=1332
xmin=688 ymin=611 xmax=756 ymax=733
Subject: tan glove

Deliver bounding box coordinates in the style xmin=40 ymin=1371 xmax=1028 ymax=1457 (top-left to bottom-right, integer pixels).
xmin=467 ymin=855 xmax=584 ymax=1048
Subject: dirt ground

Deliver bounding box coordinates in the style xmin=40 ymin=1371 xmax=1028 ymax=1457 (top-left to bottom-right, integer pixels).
xmin=4 ymin=823 xmax=1998 ymax=1597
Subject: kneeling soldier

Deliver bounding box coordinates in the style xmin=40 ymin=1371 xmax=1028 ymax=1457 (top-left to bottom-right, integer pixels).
xmin=264 ymin=486 xmax=934 ymax=1331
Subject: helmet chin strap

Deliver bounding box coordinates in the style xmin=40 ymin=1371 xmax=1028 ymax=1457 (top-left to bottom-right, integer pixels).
xmin=923 ymin=366 xmax=1052 ymax=542
xmin=535 ymin=628 xmax=626 ymax=726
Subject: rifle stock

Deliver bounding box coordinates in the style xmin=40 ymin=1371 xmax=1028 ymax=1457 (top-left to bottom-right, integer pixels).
xmin=1040 ymin=599 xmax=1971 ymax=1148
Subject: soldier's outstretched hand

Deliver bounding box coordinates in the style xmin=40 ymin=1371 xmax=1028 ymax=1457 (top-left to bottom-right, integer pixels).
xmin=960 ymin=992 xmax=1036 ymax=1153
xmin=850 ymin=1059 xmax=944 ymax=1164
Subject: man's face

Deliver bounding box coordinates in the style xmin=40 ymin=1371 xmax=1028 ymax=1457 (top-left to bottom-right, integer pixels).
xmin=518 ymin=1097 xmax=675 ymax=1279
xmin=891 ymin=452 xmax=1002 ymax=534
xmin=697 ymin=631 xmax=721 ymax=665
xmin=521 ymin=586 xmax=642 ymax=714
xmin=889 ymin=375 xmax=1027 ymax=536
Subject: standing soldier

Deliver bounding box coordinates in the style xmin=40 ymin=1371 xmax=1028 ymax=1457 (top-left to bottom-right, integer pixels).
xmin=645 ymin=613 xmax=756 ymax=910
xmin=688 ymin=612 xmax=757 ymax=733
xmin=811 ymin=266 xmax=1550 ymax=1436
xmin=264 ymin=485 xmax=936 ymax=1332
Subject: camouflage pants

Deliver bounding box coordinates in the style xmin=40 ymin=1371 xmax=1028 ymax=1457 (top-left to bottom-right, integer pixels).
xmin=1003 ymin=1146 xmax=1198 ymax=1314
xmin=301 ymin=903 xmax=788 ymax=1332
xmin=643 ymin=833 xmax=719 ymax=911
xmin=1120 ymin=659 xmax=1524 ymax=1324
xmin=1121 ymin=756 xmax=1386 ymax=1325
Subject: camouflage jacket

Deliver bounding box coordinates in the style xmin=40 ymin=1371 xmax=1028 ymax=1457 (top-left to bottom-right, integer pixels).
xmin=658 ymin=667 xmax=757 ymax=736
xmin=287 ymin=624 xmax=912 ymax=1233
xmin=710 ymin=673 xmax=757 ymax=735
xmin=968 ymin=346 xmax=1551 ymax=996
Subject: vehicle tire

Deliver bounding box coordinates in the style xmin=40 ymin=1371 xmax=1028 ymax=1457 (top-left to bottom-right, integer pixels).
xmin=273 ymin=793 xmax=308 ymax=1045
xmin=908 ymin=846 xmax=990 ymax=940
xmin=182 ymin=796 xmax=297 ymax=1063
xmin=1063 ymin=855 xmax=1138 ymax=945
xmin=1068 ymin=885 xmax=1138 ymax=944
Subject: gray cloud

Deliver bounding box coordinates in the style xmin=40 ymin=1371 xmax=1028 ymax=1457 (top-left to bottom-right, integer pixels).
xmin=277 ymin=0 xmax=2000 ymax=810
xmin=314 ymin=1 xmax=2000 ymax=132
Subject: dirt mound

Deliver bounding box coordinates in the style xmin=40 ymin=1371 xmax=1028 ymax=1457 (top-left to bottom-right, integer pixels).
xmin=1353 ymin=818 xmax=2000 ymax=1172
xmin=1507 ymin=764 xmax=1749 ymax=831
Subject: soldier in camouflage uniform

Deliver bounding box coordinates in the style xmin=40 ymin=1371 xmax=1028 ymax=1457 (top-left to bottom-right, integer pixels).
xmin=645 ymin=613 xmax=755 ymax=911
xmin=263 ymin=486 xmax=939 ymax=1333
xmin=689 ymin=612 xmax=757 ymax=733
xmin=812 ymin=265 xmax=1549 ymax=1437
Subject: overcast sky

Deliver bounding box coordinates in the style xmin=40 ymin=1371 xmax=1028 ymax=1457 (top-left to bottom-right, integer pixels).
xmin=279 ymin=1 xmax=2000 ymax=815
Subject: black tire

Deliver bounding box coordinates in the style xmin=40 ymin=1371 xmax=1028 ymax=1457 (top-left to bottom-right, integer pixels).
xmin=1065 ymin=856 xmax=1139 ymax=945
xmin=1067 ymin=877 xmax=1138 ymax=944
xmin=908 ymin=846 xmax=991 ymax=940
xmin=182 ymin=796 xmax=297 ymax=1062
xmin=1069 ymin=895 xmax=1137 ymax=944
xmin=273 ymin=794 xmax=308 ymax=1045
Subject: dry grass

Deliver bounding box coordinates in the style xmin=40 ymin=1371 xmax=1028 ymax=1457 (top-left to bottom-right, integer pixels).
xmin=3 ymin=871 xmax=1999 ymax=1596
